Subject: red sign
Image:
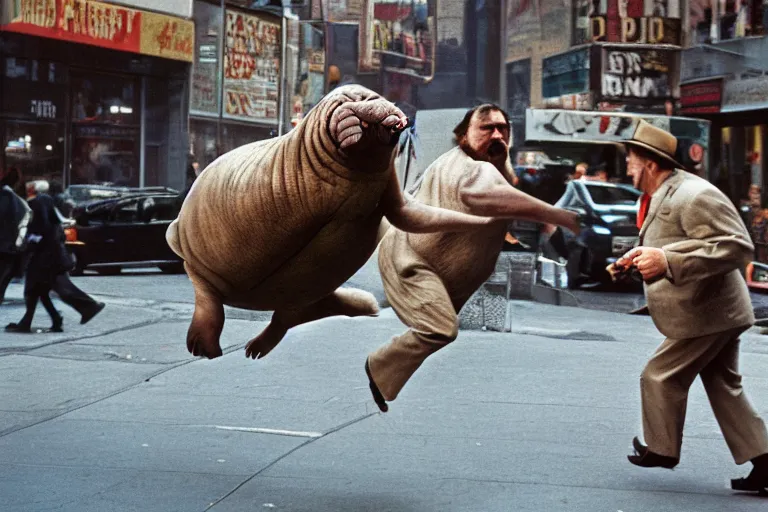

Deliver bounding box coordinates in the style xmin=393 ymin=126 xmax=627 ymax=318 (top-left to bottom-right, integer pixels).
xmin=680 ymin=79 xmax=723 ymax=114
xmin=1 ymin=0 xmax=194 ymax=62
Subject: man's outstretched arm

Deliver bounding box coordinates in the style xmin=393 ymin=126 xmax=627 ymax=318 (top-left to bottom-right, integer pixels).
xmin=381 ymin=164 xmax=496 ymax=233
xmin=460 ymin=163 xmax=580 ymax=234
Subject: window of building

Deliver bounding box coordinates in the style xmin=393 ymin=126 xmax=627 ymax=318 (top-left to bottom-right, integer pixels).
xmin=69 ymin=72 xmax=141 ymax=187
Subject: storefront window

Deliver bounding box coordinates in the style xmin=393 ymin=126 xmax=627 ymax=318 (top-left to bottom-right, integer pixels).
xmin=220 ymin=122 xmax=275 ymax=154
xmin=70 ymin=72 xmax=141 ymax=186
xmin=189 ymin=118 xmax=219 ymax=171
xmin=3 ymin=120 xmax=65 ymax=185
xmin=1 ymin=56 xmax=67 ymax=184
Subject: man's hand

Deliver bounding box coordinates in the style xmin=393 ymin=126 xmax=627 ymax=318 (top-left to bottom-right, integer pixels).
xmin=606 ymin=256 xmax=633 ymax=282
xmin=623 ymin=246 xmax=668 ymax=281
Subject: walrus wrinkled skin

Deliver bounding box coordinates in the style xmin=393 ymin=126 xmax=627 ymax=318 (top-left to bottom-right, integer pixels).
xmin=167 ymin=85 xmax=496 ymax=360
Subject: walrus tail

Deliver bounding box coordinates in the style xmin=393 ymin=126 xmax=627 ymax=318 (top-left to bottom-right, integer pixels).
xmin=166 ymin=218 xmax=184 ymax=258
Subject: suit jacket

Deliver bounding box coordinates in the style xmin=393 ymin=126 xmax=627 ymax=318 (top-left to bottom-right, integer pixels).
xmin=641 ymin=170 xmax=754 ymax=339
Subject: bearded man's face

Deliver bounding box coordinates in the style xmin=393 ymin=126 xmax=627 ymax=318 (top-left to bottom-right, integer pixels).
xmin=460 ymin=109 xmax=510 ymax=163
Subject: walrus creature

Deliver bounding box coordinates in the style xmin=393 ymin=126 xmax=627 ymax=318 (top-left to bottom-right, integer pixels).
xmin=167 ymin=85 xmax=497 ymax=360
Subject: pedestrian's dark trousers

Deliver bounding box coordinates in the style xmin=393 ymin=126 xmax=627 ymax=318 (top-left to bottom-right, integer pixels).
xmin=18 ymin=282 xmax=60 ymax=327
xmin=50 ymin=273 xmax=99 ymax=315
xmin=0 ymin=253 xmax=17 ymax=302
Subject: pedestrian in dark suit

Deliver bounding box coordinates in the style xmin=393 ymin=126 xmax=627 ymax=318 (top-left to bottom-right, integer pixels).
xmin=607 ymin=121 xmax=768 ymax=494
xmin=0 ymin=168 xmax=31 ymax=303
xmin=6 ymin=184 xmax=104 ymax=333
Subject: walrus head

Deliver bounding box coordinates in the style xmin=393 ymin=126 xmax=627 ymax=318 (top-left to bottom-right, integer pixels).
xmin=327 ymin=85 xmax=408 ymax=157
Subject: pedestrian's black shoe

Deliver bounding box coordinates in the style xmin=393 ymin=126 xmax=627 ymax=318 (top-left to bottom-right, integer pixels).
xmin=732 ymin=454 xmax=768 ymax=495
xmin=627 ymin=437 xmax=678 ymax=469
xmin=80 ymin=302 xmax=105 ymax=325
xmin=5 ymin=322 xmax=32 ymax=333
xmin=365 ymin=358 xmax=388 ymax=413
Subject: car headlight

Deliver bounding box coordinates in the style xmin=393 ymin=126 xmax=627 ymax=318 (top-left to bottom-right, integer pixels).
xmin=593 ymin=225 xmax=611 ymax=235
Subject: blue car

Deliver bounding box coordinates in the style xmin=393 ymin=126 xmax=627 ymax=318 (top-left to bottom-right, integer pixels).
xmin=552 ymin=180 xmax=641 ymax=289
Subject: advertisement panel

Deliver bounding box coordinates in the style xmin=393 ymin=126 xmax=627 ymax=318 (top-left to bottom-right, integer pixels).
xmin=680 ymin=79 xmax=723 ymax=114
xmin=600 ymin=46 xmax=676 ymax=103
xmin=222 ymin=9 xmax=281 ymax=124
xmin=0 ymin=0 xmax=194 ymax=62
xmin=541 ymin=47 xmax=591 ymax=99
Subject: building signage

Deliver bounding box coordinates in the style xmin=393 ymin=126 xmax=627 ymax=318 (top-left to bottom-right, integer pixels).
xmin=680 ymin=79 xmax=722 ymax=114
xmin=1 ymin=0 xmax=194 ymax=63
xmin=722 ymin=76 xmax=768 ymax=112
xmin=591 ymin=16 xmax=681 ymax=45
xmin=541 ymin=47 xmax=591 ymax=99
xmin=223 ymin=9 xmax=281 ymax=124
xmin=601 ymin=47 xmax=675 ymax=102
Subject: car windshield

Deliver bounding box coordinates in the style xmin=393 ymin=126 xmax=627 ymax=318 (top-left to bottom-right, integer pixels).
xmin=585 ymin=184 xmax=640 ymax=206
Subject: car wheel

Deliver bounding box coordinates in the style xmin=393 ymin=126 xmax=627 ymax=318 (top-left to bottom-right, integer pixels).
xmin=96 ymin=267 xmax=122 ymax=275
xmin=158 ymin=262 xmax=186 ymax=274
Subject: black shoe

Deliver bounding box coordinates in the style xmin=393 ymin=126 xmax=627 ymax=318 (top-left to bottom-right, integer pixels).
xmin=732 ymin=455 xmax=768 ymax=495
xmin=365 ymin=358 xmax=388 ymax=413
xmin=80 ymin=302 xmax=105 ymax=324
xmin=5 ymin=322 xmax=32 ymax=333
xmin=627 ymin=437 xmax=678 ymax=469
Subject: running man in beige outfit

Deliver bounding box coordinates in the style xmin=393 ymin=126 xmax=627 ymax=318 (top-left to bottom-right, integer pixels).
xmin=608 ymin=121 xmax=768 ymax=494
xmin=365 ymin=104 xmax=580 ymax=412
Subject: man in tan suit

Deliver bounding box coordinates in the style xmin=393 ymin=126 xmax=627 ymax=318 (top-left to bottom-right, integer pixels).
xmin=608 ymin=120 xmax=768 ymax=494
xmin=365 ymin=104 xmax=580 ymax=412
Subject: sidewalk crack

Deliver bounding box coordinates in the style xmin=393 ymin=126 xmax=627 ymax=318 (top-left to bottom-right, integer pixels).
xmin=203 ymin=411 xmax=378 ymax=511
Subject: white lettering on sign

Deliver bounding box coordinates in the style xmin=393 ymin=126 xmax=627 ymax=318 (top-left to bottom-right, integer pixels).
xmin=602 ymin=50 xmax=670 ymax=100
xmin=30 ymin=100 xmax=57 ymax=119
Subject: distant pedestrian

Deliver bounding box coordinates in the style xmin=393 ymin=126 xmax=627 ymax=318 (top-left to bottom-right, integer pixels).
xmin=607 ymin=121 xmax=768 ymax=494
xmin=49 ymin=179 xmax=75 ymax=218
xmin=0 ymin=168 xmax=31 ymax=303
xmin=6 ymin=183 xmax=104 ymax=333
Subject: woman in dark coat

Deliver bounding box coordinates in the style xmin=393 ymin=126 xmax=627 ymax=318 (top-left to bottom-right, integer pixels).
xmin=5 ymin=189 xmax=104 ymax=333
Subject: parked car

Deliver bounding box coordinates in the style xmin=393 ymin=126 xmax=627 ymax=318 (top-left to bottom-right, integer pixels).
xmin=63 ymin=189 xmax=184 ymax=275
xmin=550 ymin=180 xmax=641 ymax=289
xmin=66 ymin=184 xmax=179 ymax=206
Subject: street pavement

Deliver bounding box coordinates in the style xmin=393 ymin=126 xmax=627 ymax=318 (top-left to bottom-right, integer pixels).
xmin=2 ymin=260 xmax=768 ymax=511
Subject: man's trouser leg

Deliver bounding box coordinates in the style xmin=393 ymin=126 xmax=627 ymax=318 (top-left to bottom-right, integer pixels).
xmin=51 ymin=273 xmax=98 ymax=315
xmin=699 ymin=333 xmax=768 ymax=464
xmin=641 ymin=325 xmax=756 ymax=460
xmin=368 ymin=264 xmax=459 ymax=402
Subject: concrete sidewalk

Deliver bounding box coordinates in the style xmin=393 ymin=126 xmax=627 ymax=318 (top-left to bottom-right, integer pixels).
xmin=2 ymin=285 xmax=768 ymax=511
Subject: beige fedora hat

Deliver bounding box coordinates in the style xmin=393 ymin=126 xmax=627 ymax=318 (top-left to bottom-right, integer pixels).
xmin=625 ymin=119 xmax=685 ymax=169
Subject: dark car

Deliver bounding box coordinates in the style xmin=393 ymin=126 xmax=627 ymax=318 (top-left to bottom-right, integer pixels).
xmin=64 ymin=190 xmax=184 ymax=275
xmin=552 ymin=180 xmax=641 ymax=289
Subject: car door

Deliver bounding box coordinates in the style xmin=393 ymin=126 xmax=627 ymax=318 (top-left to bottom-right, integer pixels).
xmin=137 ymin=195 xmax=181 ymax=262
xmin=102 ymin=197 xmax=147 ymax=264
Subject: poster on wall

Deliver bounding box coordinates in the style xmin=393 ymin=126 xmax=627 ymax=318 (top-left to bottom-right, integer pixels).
xmin=600 ymin=47 xmax=676 ymax=104
xmin=223 ymin=9 xmax=281 ymax=124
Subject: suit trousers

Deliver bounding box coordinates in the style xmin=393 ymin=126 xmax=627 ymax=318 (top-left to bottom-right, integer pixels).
xmin=641 ymin=325 xmax=768 ymax=464
xmin=368 ymin=252 xmax=462 ymax=402
xmin=50 ymin=273 xmax=100 ymax=316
